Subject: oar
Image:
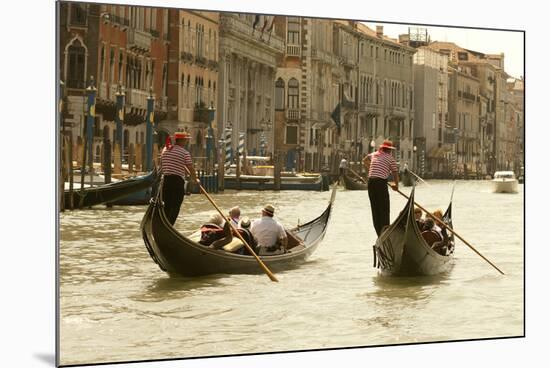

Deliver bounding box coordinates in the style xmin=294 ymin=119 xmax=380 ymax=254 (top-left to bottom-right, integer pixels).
xmin=390 ymin=184 xmax=505 ymax=275
xmin=348 ymin=168 xmax=368 ymax=184
xmin=185 ymin=167 xmax=279 ymax=282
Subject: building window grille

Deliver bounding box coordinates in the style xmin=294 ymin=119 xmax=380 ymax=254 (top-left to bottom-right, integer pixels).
xmin=67 ymin=40 xmax=86 ymax=89
xmin=286 ymin=125 xmax=298 ymax=145
xmin=287 ymin=17 xmax=300 ymax=44
xmin=70 ymin=3 xmax=87 ymax=26
xmin=275 ymin=78 xmax=285 ymax=110
xmin=288 ymin=78 xmax=299 ymax=109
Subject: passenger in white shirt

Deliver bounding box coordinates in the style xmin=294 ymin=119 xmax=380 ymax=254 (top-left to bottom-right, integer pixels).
xmin=250 ymin=204 xmax=287 ymax=255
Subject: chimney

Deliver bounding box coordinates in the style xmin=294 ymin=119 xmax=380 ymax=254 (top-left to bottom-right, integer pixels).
xmin=376 ymin=25 xmax=384 ymax=38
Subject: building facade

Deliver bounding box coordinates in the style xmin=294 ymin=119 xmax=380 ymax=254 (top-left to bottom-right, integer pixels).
xmin=59 ymin=2 xmax=170 ymax=164
xmin=412 ymin=47 xmax=449 ymax=177
xmin=217 ymin=14 xmax=285 ymax=159
xmin=165 ymin=10 xmax=219 ymax=163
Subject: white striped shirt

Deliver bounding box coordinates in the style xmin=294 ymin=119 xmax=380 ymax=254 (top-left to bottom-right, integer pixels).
xmin=160 ymin=145 xmax=192 ymax=178
xmin=368 ymin=150 xmax=398 ymax=179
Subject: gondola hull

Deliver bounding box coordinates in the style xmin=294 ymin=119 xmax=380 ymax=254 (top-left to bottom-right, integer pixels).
xmin=342 ymin=172 xmax=368 ymax=190
xmin=401 ymin=169 xmax=415 ymax=187
xmin=374 ymin=187 xmax=454 ymax=276
xmin=64 ymin=171 xmax=157 ymax=209
xmin=141 ymin=183 xmax=336 ymax=277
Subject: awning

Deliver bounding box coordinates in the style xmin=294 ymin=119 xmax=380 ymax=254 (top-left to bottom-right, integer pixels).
xmin=427 ymin=146 xmax=447 ymax=159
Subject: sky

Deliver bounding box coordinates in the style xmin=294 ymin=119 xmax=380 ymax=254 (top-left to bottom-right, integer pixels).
xmin=363 ymin=22 xmax=524 ymax=79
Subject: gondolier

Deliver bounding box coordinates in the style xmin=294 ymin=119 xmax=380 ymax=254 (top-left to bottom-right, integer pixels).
xmin=363 ymin=140 xmax=399 ymax=236
xmin=159 ymin=132 xmax=199 ymax=225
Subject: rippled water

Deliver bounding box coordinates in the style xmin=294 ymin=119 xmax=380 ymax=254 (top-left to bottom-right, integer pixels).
xmin=58 ymin=180 xmax=524 ymax=366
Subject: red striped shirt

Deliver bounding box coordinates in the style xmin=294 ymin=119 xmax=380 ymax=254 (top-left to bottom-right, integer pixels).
xmin=160 ymin=145 xmax=192 ymax=178
xmin=368 ymin=150 xmax=398 ymax=179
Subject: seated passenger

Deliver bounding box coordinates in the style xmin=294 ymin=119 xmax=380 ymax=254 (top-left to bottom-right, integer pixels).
xmin=421 ymin=218 xmax=443 ymax=247
xmin=199 ymin=213 xmax=232 ymax=249
xmin=250 ymin=204 xmax=287 ymax=255
xmin=228 ymin=206 xmax=241 ymax=227
xmin=414 ymin=207 xmax=424 ymax=229
xmin=235 ymin=216 xmax=258 ymax=255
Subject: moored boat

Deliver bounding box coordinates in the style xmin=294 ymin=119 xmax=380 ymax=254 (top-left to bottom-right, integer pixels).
xmin=141 ymin=180 xmax=337 ymax=277
xmin=373 ymin=186 xmax=455 ymax=276
xmin=342 ymin=172 xmax=368 ymax=190
xmin=491 ymin=171 xmax=518 ymax=193
xmin=64 ymin=170 xmax=157 ymax=209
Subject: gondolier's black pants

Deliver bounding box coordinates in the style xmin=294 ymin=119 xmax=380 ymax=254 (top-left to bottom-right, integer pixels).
xmin=162 ymin=175 xmax=185 ymax=225
xmin=368 ymin=177 xmax=390 ymax=237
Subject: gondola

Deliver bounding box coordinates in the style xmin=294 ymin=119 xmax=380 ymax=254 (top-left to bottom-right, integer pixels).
xmin=64 ymin=170 xmax=157 ymax=209
xmin=342 ymin=172 xmax=368 ymax=190
xmin=401 ymin=168 xmax=415 ymax=187
xmin=141 ymin=180 xmax=337 ymax=277
xmin=373 ymin=186 xmax=455 ymax=276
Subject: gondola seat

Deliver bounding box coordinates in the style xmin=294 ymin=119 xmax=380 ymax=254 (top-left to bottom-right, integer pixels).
xmin=421 ymin=230 xmax=443 ymax=247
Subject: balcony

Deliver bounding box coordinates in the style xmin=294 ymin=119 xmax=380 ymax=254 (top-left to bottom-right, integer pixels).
xmin=98 ymin=81 xmax=108 ymax=99
xmin=286 ymin=44 xmax=301 ymax=57
xmin=207 ymin=59 xmax=218 ymax=70
xmin=195 ymin=55 xmax=207 ymax=67
xmin=155 ymin=96 xmax=168 ymax=112
xmin=388 ymin=106 xmax=408 ymax=118
xmin=193 ymin=103 xmax=210 ymax=123
xmin=286 ymin=109 xmax=300 ymax=121
xmin=311 ymin=47 xmax=335 ymax=65
xmin=180 ymin=51 xmax=194 ymax=63
xmin=219 ymin=15 xmax=284 ymax=53
xmin=148 ymin=28 xmax=160 ymax=38
xmin=125 ymin=88 xmax=149 ymax=110
xmin=128 ymin=29 xmax=151 ymax=53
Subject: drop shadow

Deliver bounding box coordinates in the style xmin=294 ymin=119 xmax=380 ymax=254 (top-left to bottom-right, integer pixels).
xmin=33 ymin=353 xmax=55 ymax=366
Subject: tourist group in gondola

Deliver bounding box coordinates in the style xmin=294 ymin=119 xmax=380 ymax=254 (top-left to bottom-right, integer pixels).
xmin=63 ymin=131 xmax=506 ymax=282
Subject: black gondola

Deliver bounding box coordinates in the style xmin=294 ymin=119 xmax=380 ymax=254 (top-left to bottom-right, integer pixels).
xmin=65 ymin=170 xmax=157 ymax=209
xmin=141 ymin=181 xmax=337 ymax=277
xmin=401 ymin=168 xmax=415 ymax=187
xmin=373 ymin=186 xmax=455 ymax=276
xmin=342 ymin=172 xmax=368 ymax=190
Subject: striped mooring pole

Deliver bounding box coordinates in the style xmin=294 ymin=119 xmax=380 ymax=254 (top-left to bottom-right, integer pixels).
xmin=224 ymin=128 xmax=232 ymax=169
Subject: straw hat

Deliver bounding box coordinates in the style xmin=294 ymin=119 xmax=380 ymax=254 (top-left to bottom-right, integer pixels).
xmin=262 ymin=204 xmax=275 ymax=216
xmin=174 ymin=131 xmax=191 ymax=140
xmin=240 ymin=216 xmax=251 ymax=228
xmin=379 ymin=140 xmax=396 ymax=150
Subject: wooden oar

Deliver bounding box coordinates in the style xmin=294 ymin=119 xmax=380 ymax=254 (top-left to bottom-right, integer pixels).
xmin=390 ymin=184 xmax=505 ymax=275
xmin=185 ymin=168 xmax=279 ymax=282
xmin=348 ymin=168 xmax=368 ymax=184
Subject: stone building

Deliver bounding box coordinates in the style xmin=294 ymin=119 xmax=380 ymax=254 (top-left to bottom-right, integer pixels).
xmin=507 ymin=78 xmax=524 ymax=175
xmin=448 ymin=64 xmax=481 ymax=178
xmin=355 ymin=24 xmax=416 ymax=171
xmin=217 ymin=14 xmax=285 ymax=159
xmin=59 ymin=2 xmax=170 ymax=165
xmin=165 ymin=10 xmax=219 ymax=163
xmin=411 ymin=46 xmax=449 ymax=177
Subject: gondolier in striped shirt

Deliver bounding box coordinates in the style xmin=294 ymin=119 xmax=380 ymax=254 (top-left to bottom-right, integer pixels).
xmin=363 ymin=140 xmax=400 ymax=236
xmin=160 ymin=132 xmax=199 ymax=225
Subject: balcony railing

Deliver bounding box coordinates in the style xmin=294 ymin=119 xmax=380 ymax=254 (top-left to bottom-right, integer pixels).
xmin=125 ymin=88 xmax=149 ymax=110
xmin=180 ymin=51 xmax=194 ymax=63
xmin=286 ymin=109 xmax=300 ymax=121
xmin=207 ymin=59 xmax=218 ymax=70
xmin=286 ymin=44 xmax=301 ymax=57
xmin=195 ymin=55 xmax=207 ymax=66
xmin=98 ymin=81 xmax=108 ymax=99
xmin=220 ymin=15 xmax=284 ymax=53
xmin=128 ymin=28 xmax=151 ymax=52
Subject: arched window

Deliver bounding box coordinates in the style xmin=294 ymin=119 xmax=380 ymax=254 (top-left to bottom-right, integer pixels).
xmin=288 ymin=78 xmax=299 ymax=109
xmin=67 ymin=39 xmax=86 ymax=88
xmin=275 ymin=78 xmax=285 ymax=110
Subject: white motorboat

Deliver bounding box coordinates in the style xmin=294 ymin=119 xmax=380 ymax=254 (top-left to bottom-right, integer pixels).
xmin=491 ymin=171 xmax=518 ymax=193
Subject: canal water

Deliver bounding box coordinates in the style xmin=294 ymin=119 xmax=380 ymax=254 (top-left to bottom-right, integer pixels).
xmin=58 ymin=180 xmax=523 ymax=366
